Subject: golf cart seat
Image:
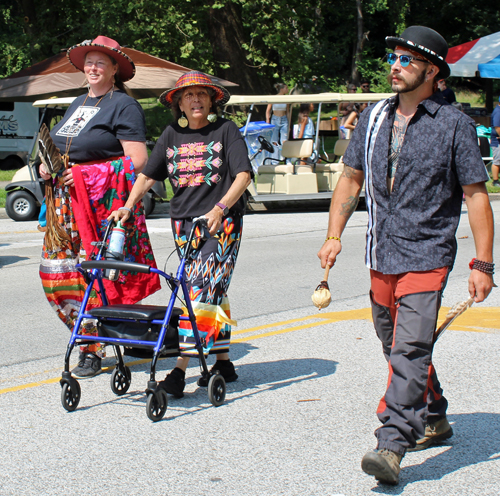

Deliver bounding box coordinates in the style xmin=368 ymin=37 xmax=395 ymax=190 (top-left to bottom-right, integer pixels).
xmin=256 ymin=139 xmax=318 ymax=195
xmin=316 ymin=139 xmax=349 ymax=192
xmin=260 ymin=139 xmax=315 ymax=173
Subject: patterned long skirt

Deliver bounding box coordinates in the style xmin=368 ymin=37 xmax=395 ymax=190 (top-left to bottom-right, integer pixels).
xmin=39 ymin=157 xmax=160 ymax=357
xmin=172 ymin=215 xmax=243 ymax=356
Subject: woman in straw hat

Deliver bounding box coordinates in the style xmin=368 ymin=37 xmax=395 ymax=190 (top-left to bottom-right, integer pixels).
xmin=39 ymin=36 xmax=160 ymax=379
xmin=109 ymin=71 xmax=253 ymax=398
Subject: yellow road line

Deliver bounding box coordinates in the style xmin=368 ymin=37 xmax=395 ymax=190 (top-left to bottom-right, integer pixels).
xmin=232 ymin=318 xmax=341 ymax=342
xmin=1 ymin=306 xmax=498 ymax=396
xmin=0 ymin=360 xmax=151 ymax=395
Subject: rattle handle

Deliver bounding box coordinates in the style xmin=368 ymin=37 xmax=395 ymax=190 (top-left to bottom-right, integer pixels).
xmin=323 ymin=265 xmax=330 ymax=281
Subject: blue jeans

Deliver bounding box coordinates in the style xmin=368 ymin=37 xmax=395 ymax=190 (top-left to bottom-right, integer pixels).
xmin=271 ymin=115 xmax=288 ymax=145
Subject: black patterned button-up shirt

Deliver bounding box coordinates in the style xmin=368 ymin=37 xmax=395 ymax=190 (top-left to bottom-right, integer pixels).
xmin=343 ymin=92 xmax=489 ymax=275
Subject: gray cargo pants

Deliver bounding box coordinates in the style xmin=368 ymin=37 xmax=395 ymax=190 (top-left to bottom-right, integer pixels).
xmin=369 ymin=267 xmax=450 ymax=455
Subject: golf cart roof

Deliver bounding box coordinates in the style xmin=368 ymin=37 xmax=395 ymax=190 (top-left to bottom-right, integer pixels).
xmin=225 ymin=92 xmax=395 ymax=105
xmin=33 ymin=97 xmax=77 ymax=108
xmin=33 ymin=92 xmax=396 ymax=109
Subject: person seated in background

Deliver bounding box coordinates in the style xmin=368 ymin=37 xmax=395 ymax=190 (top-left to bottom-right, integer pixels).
xmin=293 ymin=103 xmax=315 ymax=165
xmin=343 ymin=102 xmax=368 ymax=138
xmin=437 ymin=79 xmax=456 ymax=104
xmin=339 ymin=83 xmax=357 ymax=125
xmin=294 ymin=103 xmax=315 ymax=139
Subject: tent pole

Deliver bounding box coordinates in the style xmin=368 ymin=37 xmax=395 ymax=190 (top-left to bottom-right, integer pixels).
xmin=485 ymin=79 xmax=493 ymax=114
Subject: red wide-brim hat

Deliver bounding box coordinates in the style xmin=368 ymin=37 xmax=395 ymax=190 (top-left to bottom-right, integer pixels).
xmin=160 ymin=71 xmax=230 ymax=108
xmin=67 ymin=36 xmax=135 ymax=82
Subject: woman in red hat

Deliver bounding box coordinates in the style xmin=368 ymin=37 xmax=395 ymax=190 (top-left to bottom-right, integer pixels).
xmin=109 ymin=71 xmax=253 ymax=398
xmin=39 ymin=36 xmax=160 ymax=379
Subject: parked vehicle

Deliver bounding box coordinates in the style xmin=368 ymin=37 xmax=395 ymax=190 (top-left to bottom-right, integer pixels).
xmin=4 ymin=97 xmax=167 ymax=221
xmin=4 ymin=101 xmax=67 ymax=220
xmin=0 ymin=101 xmax=40 ymax=171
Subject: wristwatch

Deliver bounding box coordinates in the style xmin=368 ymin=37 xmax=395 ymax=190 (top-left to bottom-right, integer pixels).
xmin=216 ymin=202 xmax=229 ymax=216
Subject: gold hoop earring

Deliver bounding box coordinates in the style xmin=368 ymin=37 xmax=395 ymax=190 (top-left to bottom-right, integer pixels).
xmin=178 ymin=112 xmax=188 ymax=128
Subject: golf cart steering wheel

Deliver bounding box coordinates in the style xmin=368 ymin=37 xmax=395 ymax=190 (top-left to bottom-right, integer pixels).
xmin=258 ymin=135 xmax=274 ymax=153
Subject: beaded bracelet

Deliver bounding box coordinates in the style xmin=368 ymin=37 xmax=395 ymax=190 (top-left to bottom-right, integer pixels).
xmin=325 ymin=236 xmax=341 ymax=242
xmin=469 ymin=258 xmax=494 ymax=274
xmin=118 ymin=207 xmax=132 ymax=214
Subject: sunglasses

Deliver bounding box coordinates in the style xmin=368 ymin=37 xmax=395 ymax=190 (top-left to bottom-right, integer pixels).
xmin=386 ymin=53 xmax=428 ymax=67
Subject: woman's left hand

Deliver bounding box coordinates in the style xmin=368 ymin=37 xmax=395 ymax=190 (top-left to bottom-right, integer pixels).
xmin=62 ymin=168 xmax=74 ymax=187
xmin=205 ymin=206 xmax=224 ymax=236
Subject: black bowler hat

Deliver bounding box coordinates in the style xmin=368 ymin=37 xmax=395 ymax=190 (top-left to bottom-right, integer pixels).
xmin=386 ymin=26 xmax=450 ymax=79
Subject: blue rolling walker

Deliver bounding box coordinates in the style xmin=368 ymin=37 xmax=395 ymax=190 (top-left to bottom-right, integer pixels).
xmin=60 ymin=216 xmax=226 ymax=421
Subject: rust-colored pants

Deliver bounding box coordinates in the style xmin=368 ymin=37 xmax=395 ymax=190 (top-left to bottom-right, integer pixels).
xmin=370 ymin=267 xmax=450 ymax=455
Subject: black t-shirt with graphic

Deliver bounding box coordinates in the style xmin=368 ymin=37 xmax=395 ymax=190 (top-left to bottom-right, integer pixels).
xmin=143 ymin=118 xmax=252 ymax=219
xmin=50 ymin=90 xmax=146 ymax=164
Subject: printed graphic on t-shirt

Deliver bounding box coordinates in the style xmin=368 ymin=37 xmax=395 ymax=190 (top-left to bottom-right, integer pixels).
xmin=56 ymin=106 xmax=101 ymax=138
xmin=166 ymin=140 xmax=223 ymax=188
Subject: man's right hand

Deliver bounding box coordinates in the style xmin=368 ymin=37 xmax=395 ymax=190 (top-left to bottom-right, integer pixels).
xmin=317 ymin=238 xmax=342 ymax=269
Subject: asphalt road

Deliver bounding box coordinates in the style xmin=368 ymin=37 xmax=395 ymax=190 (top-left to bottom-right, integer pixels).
xmin=0 ymin=201 xmax=499 ymax=495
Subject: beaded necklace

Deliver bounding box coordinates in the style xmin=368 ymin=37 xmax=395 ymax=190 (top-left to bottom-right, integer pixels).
xmin=62 ymin=84 xmax=114 ymax=167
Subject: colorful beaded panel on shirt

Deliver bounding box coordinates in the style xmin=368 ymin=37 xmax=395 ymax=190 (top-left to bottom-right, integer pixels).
xmin=166 ymin=140 xmax=224 ymax=188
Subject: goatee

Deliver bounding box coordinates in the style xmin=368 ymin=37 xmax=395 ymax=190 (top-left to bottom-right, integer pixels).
xmin=391 ymin=69 xmax=426 ymax=94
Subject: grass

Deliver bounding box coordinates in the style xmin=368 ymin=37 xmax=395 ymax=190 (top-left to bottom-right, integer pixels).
xmin=0 ymin=169 xmax=17 ymax=182
xmin=486 ymin=180 xmax=500 ymax=194
xmin=455 ymin=90 xmax=484 ymax=108
xmin=0 ymin=169 xmax=16 ymax=208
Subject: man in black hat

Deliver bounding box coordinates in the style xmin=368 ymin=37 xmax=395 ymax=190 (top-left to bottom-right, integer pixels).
xmin=318 ymin=26 xmax=495 ymax=485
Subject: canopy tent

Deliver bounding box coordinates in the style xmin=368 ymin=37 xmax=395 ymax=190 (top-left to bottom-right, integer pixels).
xmin=447 ymin=31 xmax=500 ymax=78
xmin=0 ymin=48 xmax=237 ymax=102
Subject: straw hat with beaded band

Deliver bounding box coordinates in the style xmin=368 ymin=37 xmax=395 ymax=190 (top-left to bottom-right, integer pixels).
xmin=160 ymin=71 xmax=230 ymax=108
xmin=386 ymin=26 xmax=450 ymax=79
xmin=67 ymin=36 xmax=135 ymax=82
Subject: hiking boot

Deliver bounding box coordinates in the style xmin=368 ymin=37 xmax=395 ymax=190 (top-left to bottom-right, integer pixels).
xmin=158 ymin=367 xmax=186 ymax=398
xmin=71 ymin=352 xmax=101 ymax=379
xmin=197 ymin=360 xmax=238 ymax=387
xmin=361 ymin=448 xmax=402 ymax=485
xmin=407 ymin=417 xmax=453 ymax=452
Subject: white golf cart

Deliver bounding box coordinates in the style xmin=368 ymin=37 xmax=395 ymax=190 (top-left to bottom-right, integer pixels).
xmin=223 ymin=92 xmax=394 ymax=208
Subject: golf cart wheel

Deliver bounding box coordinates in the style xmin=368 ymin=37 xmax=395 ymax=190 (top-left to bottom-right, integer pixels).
xmin=142 ymin=194 xmax=155 ymax=218
xmin=61 ymin=380 xmax=81 ymax=412
xmin=110 ymin=366 xmax=131 ymax=396
xmin=146 ymin=389 xmax=168 ymax=422
xmin=208 ymin=373 xmax=226 ymax=407
xmin=5 ymin=190 xmax=39 ymax=221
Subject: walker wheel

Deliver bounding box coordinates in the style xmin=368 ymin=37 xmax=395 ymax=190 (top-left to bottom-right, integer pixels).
xmin=146 ymin=389 xmax=168 ymax=422
xmin=208 ymin=373 xmax=226 ymax=407
xmin=110 ymin=366 xmax=131 ymax=396
xmin=61 ymin=380 xmax=81 ymax=412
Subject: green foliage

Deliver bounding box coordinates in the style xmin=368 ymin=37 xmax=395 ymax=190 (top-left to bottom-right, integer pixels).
xmin=1 ymin=0 xmax=500 ymax=100
xmin=141 ymin=99 xmax=174 ymax=141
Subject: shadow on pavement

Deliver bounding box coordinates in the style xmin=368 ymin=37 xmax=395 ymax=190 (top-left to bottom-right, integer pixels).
xmin=0 ymin=255 xmax=30 ymax=267
xmin=70 ymin=340 xmax=337 ymax=421
xmin=370 ymin=412 xmax=500 ymax=494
